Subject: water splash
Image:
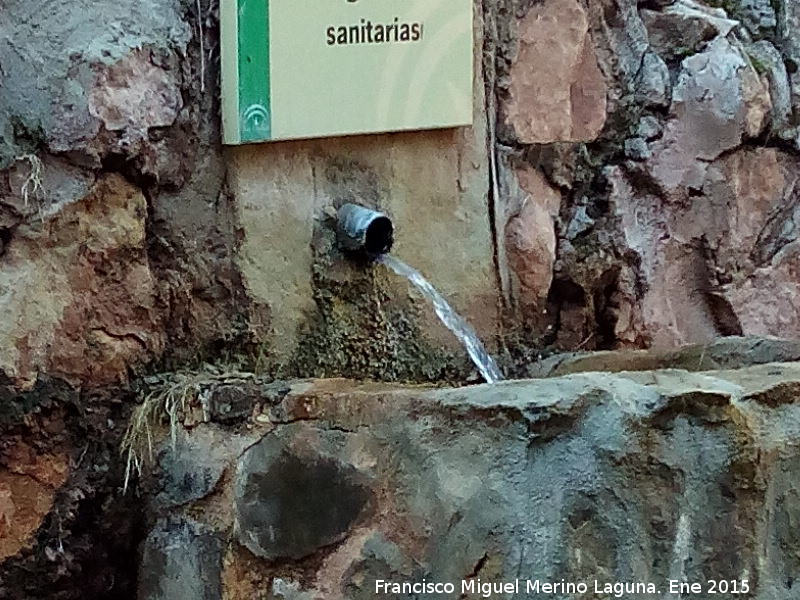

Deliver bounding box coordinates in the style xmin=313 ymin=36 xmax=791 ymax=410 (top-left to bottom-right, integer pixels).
xmin=378 ymin=254 xmax=503 ymax=384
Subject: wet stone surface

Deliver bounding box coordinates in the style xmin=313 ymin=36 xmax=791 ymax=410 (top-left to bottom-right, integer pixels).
xmin=234 ymin=431 xmax=372 ymax=560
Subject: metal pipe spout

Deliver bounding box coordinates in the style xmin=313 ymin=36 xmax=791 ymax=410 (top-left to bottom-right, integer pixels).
xmin=336 ymin=203 xmax=394 ymax=257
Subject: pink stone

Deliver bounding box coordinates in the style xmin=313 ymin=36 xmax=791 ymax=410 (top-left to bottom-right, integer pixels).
xmin=503 ymin=0 xmax=607 ymax=144
xmin=505 ymin=169 xmax=560 ymax=311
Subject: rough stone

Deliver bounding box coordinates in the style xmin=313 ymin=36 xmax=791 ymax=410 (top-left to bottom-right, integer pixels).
xmin=0 ymin=0 xmax=796 ymax=383
xmin=271 ymin=578 xmax=318 ymax=600
xmin=607 ymin=146 xmax=800 ymax=346
xmin=0 ymin=174 xmax=163 ymax=387
xmin=741 ymin=63 xmax=772 ymax=137
xmin=3 ymin=155 xmax=96 ymax=222
xmin=137 ymin=359 xmax=800 ymax=599
xmin=152 ymin=427 xmax=241 ymax=510
xmin=700 ymin=148 xmax=793 ymax=271
xmin=1 ymin=0 xmax=244 ymax=387
xmin=584 ymin=0 xmax=650 ymax=110
xmin=504 ymin=168 xmax=560 ymax=317
xmin=634 ymin=52 xmax=672 ymax=109
xmin=0 ymin=0 xmax=190 ymax=166
xmin=607 ymin=166 xmax=713 ymax=347
xmin=89 ymin=48 xmax=183 ymax=139
xmin=746 ymin=41 xmax=793 ymax=137
xmin=641 ymin=6 xmax=719 ymax=63
xmin=4 ymin=0 xmax=800 ymax=593
xmin=699 ymin=149 xmax=800 ymax=341
xmin=723 ymin=243 xmax=800 ymax=336
xmin=564 ymin=202 xmax=595 ymax=240
xmin=662 ymin=0 xmax=740 ymax=36
xmin=528 ymin=335 xmax=800 ymax=377
xmin=648 ymin=37 xmax=758 ymax=197
xmin=624 ymin=137 xmax=651 ymax=160
xmin=503 ymin=0 xmax=607 ymax=143
xmin=636 ymin=115 xmax=663 ymax=140
xmin=138 ymin=517 xmax=222 ymax=600
xmin=727 ymin=0 xmax=777 ymax=37
xmin=776 ymin=0 xmax=800 ymax=118
xmin=0 ymin=443 xmax=69 ymax=560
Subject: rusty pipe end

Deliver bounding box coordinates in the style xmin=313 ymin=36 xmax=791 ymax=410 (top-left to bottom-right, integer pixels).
xmin=336 ymin=203 xmax=394 ymax=257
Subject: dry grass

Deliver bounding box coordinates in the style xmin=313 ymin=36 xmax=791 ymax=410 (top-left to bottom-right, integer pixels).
xmin=121 ymin=373 xmax=203 ymax=493
xmin=17 ymin=153 xmax=45 ymax=209
xmin=120 ymin=366 xmax=260 ymax=492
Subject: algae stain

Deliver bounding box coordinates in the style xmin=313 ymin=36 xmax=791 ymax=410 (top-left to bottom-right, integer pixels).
xmin=283 ymin=221 xmax=471 ymax=383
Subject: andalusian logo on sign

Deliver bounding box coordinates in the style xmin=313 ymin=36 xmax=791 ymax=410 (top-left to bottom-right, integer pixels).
xmin=221 ymin=0 xmax=474 ymax=144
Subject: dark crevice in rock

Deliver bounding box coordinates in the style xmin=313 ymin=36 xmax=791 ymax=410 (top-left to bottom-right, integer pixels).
xmin=705 ymin=292 xmax=745 ymax=337
xmin=459 ymin=552 xmax=490 ymax=598
xmin=100 ymin=153 xmax=159 ymax=194
xmin=0 ymin=227 xmax=12 ymax=256
xmin=464 ymin=552 xmax=489 ymax=580
xmin=0 ymin=379 xmax=144 ymax=600
xmin=648 ymin=390 xmax=734 ymax=429
xmin=593 ymin=267 xmax=624 ymax=349
xmin=481 ymin=0 xmax=510 ymax=325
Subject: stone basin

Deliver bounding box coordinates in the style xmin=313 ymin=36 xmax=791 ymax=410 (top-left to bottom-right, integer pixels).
xmin=139 ymin=361 xmax=800 ymax=600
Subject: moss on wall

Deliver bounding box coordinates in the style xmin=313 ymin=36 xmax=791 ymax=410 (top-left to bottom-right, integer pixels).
xmin=279 ymin=221 xmax=474 ymax=384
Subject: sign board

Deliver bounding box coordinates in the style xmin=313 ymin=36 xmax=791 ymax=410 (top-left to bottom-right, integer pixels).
xmin=221 ymin=0 xmax=474 ymax=144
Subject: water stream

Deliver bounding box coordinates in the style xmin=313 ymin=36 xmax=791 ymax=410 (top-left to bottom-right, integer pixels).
xmin=378 ymin=254 xmax=503 ymax=384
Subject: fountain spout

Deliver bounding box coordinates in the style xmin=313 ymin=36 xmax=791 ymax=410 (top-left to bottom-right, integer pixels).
xmin=336 ymin=203 xmax=394 ymax=257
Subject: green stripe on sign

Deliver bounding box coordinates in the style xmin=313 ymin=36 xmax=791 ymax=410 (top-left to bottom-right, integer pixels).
xmin=238 ymin=0 xmax=271 ymax=142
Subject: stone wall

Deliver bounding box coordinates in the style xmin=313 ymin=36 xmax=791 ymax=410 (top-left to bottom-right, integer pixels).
xmin=1 ymin=0 xmax=502 ymax=388
xmin=2 ymin=0 xmax=800 ymax=597
xmin=494 ymin=0 xmax=800 ymax=353
xmin=3 ymin=0 xmax=799 ymax=387
xmin=133 ymin=348 xmax=800 ymax=600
